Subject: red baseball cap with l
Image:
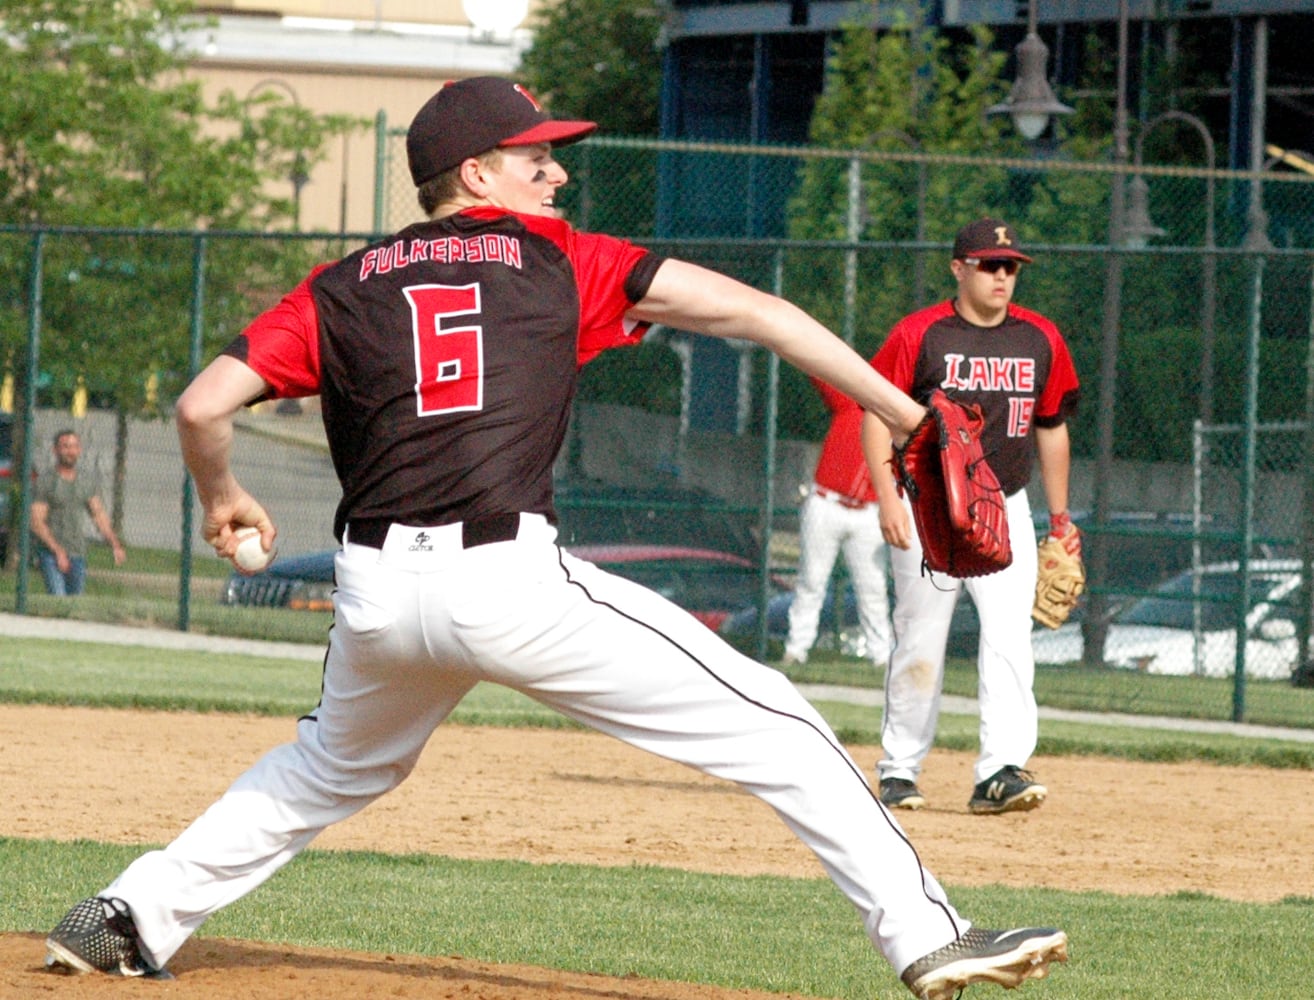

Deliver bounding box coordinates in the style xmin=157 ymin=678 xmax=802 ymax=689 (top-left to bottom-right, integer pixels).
xmin=951 ymin=217 xmax=1034 ymax=263
xmin=406 ymin=76 xmax=597 ymax=186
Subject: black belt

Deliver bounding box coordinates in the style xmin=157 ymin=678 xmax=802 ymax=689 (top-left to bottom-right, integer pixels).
xmin=347 ymin=512 xmax=522 ymax=551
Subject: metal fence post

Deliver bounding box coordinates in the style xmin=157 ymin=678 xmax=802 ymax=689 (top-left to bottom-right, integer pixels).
xmin=1297 ymin=264 xmax=1314 ymax=687
xmin=841 ymin=155 xmax=860 ymax=345
xmin=1233 ymin=248 xmax=1264 ymax=719
xmin=756 ymin=249 xmax=784 ymax=662
xmin=14 ymin=231 xmax=45 ymax=614
xmin=177 ymin=234 xmax=208 ymax=632
xmin=372 ymin=110 xmax=389 ymax=236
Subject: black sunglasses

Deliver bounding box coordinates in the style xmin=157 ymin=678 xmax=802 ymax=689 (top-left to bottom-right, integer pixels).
xmin=965 ymin=258 xmax=1020 ymax=276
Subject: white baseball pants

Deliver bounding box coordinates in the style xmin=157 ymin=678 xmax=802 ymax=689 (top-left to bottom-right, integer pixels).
xmin=786 ymin=488 xmax=893 ymax=664
xmin=878 ymin=490 xmax=1040 ymax=786
xmin=103 ymin=514 xmax=968 ymax=977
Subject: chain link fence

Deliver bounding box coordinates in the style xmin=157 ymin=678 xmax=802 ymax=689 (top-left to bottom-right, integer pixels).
xmin=4 ymin=134 xmax=1314 ymax=724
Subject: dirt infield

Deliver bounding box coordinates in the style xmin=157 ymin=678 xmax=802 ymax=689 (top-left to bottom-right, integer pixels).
xmin=4 ymin=704 xmax=1313 ymax=999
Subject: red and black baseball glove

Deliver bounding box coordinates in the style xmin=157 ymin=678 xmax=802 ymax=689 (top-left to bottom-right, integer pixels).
xmin=891 ymin=389 xmax=1012 ymax=578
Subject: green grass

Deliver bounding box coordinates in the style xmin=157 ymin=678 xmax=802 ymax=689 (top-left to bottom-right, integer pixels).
xmin=3 ymin=635 xmax=1313 ymax=767
xmin=6 ymin=838 xmax=1312 ymax=999
xmin=2 ymin=580 xmax=336 ymax=646
xmin=3 ymin=632 xmax=1313 ymax=997
xmin=8 ymin=554 xmax=1314 ymax=728
xmin=0 ymin=635 xmax=573 ymax=725
xmin=774 ymin=651 xmax=1314 ymax=732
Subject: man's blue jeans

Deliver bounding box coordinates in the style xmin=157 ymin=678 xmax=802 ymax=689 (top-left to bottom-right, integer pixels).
xmin=37 ymin=550 xmax=88 ymax=596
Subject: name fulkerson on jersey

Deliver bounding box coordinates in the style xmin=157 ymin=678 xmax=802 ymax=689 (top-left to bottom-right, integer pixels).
xmin=939 ymin=353 xmax=1036 ymax=393
xmin=359 ymin=234 xmax=524 ymax=281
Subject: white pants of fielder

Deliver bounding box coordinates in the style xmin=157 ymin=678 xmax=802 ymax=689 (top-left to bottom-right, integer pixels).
xmin=878 ymin=490 xmax=1040 ymax=786
xmin=785 ymin=488 xmax=893 ymax=664
xmin=102 ymin=514 xmax=968 ymax=978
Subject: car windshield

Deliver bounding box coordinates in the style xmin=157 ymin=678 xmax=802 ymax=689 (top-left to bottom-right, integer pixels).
xmin=1118 ymin=568 xmax=1295 ymax=631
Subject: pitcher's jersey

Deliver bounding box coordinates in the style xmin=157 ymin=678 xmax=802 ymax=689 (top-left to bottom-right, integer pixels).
xmin=873 ymin=300 xmax=1080 ymax=496
xmin=222 ymin=207 xmax=664 ymax=540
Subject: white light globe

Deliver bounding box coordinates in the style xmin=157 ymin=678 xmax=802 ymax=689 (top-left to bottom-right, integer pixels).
xmin=463 ymin=0 xmax=529 ymax=35
xmin=1012 ymin=112 xmax=1050 ymax=141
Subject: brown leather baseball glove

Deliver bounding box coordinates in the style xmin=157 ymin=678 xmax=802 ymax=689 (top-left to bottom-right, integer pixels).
xmin=1033 ymin=533 xmax=1086 ymax=628
xmin=891 ymin=389 xmax=1012 ymax=578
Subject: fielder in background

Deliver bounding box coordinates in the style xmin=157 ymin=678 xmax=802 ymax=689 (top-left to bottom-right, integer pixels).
xmin=45 ymin=81 xmax=1067 ymax=1000
xmin=865 ymin=218 xmax=1081 ymax=816
xmin=29 ymin=429 xmax=127 ymax=596
xmin=782 ymin=377 xmax=893 ymax=668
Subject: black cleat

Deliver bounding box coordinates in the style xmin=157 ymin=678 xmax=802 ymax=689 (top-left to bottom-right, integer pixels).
xmin=879 ymin=777 xmax=927 ymax=810
xmin=901 ymin=926 xmax=1068 ymax=999
xmin=968 ymin=766 xmax=1047 ymax=815
xmin=45 ymin=897 xmax=166 ymax=978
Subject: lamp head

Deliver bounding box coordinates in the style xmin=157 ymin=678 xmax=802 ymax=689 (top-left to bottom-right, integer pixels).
xmin=987 ymin=32 xmax=1075 ymax=140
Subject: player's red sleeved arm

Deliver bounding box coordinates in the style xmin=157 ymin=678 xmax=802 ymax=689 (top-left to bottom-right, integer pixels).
xmin=871 ymin=315 xmax=920 ymax=395
xmin=220 ymin=266 xmax=327 ymax=398
xmin=1023 ymin=310 xmax=1081 ymax=425
xmin=510 ymin=214 xmax=662 ymax=366
xmin=569 ymin=230 xmax=664 ymax=366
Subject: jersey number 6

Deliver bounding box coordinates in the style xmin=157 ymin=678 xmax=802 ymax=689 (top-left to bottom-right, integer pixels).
xmin=404 ymin=282 xmax=484 ymax=416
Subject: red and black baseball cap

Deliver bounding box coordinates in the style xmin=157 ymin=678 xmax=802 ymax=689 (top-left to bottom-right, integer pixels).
xmin=951 ymin=217 xmax=1034 ymax=263
xmin=406 ymin=76 xmax=597 ymax=187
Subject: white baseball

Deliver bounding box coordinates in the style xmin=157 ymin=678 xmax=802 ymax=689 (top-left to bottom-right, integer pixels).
xmin=233 ymin=526 xmax=275 ymax=573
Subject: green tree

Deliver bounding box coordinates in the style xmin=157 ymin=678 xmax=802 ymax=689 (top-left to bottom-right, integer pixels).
xmin=518 ymin=0 xmax=663 ymax=136
xmin=520 ymin=0 xmax=668 ymax=415
xmin=780 ymin=5 xmax=1022 ymax=436
xmin=0 ymin=0 xmax=362 ymax=548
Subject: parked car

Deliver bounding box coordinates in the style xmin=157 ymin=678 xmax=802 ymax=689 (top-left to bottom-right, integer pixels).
xmin=718 ymin=582 xmax=982 ymax=660
xmin=567 ymin=544 xmax=784 ymax=631
xmin=1031 ymin=560 xmax=1305 ymax=679
xmin=224 ymin=480 xmax=765 ymax=613
xmin=553 ymin=477 xmax=759 ymax=559
xmin=0 ymin=412 xmax=12 ymax=566
xmin=717 ymin=509 xmax=1222 ymax=662
xmin=223 ymin=539 xmax=783 ymax=631
xmin=222 ymin=548 xmax=336 ymax=611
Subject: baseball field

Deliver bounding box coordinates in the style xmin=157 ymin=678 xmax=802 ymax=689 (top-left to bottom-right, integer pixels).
xmin=2 ymin=636 xmax=1313 ymax=998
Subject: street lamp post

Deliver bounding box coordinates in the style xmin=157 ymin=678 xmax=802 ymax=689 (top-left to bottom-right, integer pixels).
xmin=1129 ymin=112 xmax=1218 ymax=423
xmin=986 ymin=0 xmax=1074 ymax=139
xmin=245 ymin=78 xmax=308 ymax=230
xmin=1082 ymin=0 xmax=1134 ymax=667
xmin=990 ymin=0 xmax=1117 ymax=667
xmin=1127 ymin=111 xmax=1218 ymax=677
xmin=1262 ymin=146 xmax=1314 ymax=688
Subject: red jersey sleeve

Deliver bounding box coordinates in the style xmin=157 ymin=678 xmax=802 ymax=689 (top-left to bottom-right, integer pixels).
xmin=872 ymin=298 xmax=956 ymax=391
xmin=509 ymin=212 xmax=661 ymax=367
xmin=1011 ymin=304 xmax=1080 ymax=424
xmin=221 ymin=264 xmax=327 ymax=398
xmin=568 ymin=229 xmax=662 ymax=365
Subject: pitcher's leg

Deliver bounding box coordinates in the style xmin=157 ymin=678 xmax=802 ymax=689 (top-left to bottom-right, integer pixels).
xmin=474 ymin=555 xmax=968 ymax=975
xmin=104 ymin=549 xmax=477 ymax=969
